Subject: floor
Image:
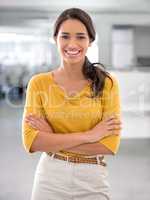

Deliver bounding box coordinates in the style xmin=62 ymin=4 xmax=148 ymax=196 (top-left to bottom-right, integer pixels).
xmin=0 ymin=99 xmax=150 ymax=200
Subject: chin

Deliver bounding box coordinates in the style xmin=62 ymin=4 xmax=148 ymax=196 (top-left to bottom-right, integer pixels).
xmin=63 ymin=56 xmax=85 ymax=65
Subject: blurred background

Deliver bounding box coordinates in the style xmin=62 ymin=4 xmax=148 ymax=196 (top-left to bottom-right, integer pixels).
xmin=0 ymin=0 xmax=150 ymax=200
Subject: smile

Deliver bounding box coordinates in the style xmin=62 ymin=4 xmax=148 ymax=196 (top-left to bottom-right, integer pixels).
xmin=64 ymin=49 xmax=82 ymax=57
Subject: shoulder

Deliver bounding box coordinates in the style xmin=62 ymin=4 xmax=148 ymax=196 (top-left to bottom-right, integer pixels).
xmin=26 ymin=72 xmax=53 ymax=92
xmin=28 ymin=72 xmax=52 ymax=85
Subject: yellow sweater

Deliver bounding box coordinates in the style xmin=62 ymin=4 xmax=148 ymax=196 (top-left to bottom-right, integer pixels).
xmin=22 ymin=71 xmax=121 ymax=156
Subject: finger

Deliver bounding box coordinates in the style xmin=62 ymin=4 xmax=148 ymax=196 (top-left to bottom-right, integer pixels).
xmin=107 ymin=115 xmax=120 ymax=120
xmin=26 ymin=113 xmax=35 ymax=118
xmin=36 ymin=117 xmax=49 ymax=127
xmin=26 ymin=118 xmax=49 ymax=131
xmin=28 ymin=123 xmax=38 ymax=129
xmin=25 ymin=120 xmax=41 ymax=129
xmin=103 ymin=130 xmax=120 ymax=137
xmin=25 ymin=116 xmax=43 ymax=125
xmin=25 ymin=119 xmax=35 ymax=126
xmin=26 ymin=115 xmax=39 ymax=120
xmin=31 ymin=116 xmax=47 ymax=125
xmin=25 ymin=115 xmax=47 ymax=126
xmin=107 ymin=124 xmax=122 ymax=130
xmin=25 ymin=117 xmax=39 ymax=124
xmin=25 ymin=118 xmax=32 ymax=123
xmin=107 ymin=130 xmax=121 ymax=136
xmin=104 ymin=114 xmax=119 ymax=122
xmin=106 ymin=117 xmax=121 ymax=125
xmin=107 ymin=122 xmax=122 ymax=127
xmin=25 ymin=116 xmax=34 ymax=121
xmin=107 ymin=128 xmax=121 ymax=133
xmin=25 ymin=116 xmax=50 ymax=130
xmin=107 ymin=119 xmax=122 ymax=125
xmin=26 ymin=113 xmax=43 ymax=120
xmin=25 ymin=118 xmax=40 ymax=126
xmin=38 ymin=117 xmax=47 ymax=124
xmin=104 ymin=116 xmax=115 ymax=123
xmin=25 ymin=118 xmax=35 ymax=125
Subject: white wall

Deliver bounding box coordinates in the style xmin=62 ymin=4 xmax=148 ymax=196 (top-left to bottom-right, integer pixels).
xmin=134 ymin=26 xmax=150 ymax=57
xmin=110 ymin=70 xmax=150 ymax=138
xmin=92 ymin=13 xmax=150 ymax=66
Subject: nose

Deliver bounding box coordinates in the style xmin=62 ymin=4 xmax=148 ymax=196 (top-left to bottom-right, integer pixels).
xmin=67 ymin=38 xmax=78 ymax=48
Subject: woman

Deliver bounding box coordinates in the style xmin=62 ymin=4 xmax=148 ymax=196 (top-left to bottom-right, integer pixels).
xmin=22 ymin=8 xmax=122 ymax=200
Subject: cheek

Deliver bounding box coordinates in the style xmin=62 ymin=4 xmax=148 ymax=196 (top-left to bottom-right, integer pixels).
xmin=56 ymin=38 xmax=65 ymax=49
xmin=83 ymin=42 xmax=90 ymax=52
xmin=81 ymin=39 xmax=90 ymax=48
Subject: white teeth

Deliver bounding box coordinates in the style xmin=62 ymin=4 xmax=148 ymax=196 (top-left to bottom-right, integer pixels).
xmin=65 ymin=50 xmax=80 ymax=55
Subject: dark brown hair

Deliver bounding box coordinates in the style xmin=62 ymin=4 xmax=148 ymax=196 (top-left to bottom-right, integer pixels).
xmin=53 ymin=8 xmax=113 ymax=98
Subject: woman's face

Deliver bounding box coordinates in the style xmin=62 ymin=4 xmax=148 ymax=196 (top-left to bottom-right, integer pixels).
xmin=55 ymin=19 xmax=91 ymax=65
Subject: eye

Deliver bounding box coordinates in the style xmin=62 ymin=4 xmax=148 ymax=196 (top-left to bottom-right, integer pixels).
xmin=61 ymin=35 xmax=69 ymax=39
xmin=77 ymin=36 xmax=86 ymax=40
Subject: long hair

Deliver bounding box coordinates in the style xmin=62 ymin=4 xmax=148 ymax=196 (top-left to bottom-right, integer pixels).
xmin=53 ymin=8 xmax=113 ymax=98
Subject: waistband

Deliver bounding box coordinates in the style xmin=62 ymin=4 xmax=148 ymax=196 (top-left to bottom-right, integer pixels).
xmin=47 ymin=152 xmax=107 ymax=167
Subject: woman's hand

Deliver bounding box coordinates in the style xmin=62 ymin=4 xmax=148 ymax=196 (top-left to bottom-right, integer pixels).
xmin=86 ymin=114 xmax=122 ymax=143
xmin=25 ymin=114 xmax=53 ymax=133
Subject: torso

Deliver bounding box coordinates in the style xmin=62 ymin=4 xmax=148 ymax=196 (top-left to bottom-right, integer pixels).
xmin=51 ymin=69 xmax=92 ymax=97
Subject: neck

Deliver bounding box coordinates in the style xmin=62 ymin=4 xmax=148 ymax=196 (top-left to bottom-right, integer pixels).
xmin=58 ymin=59 xmax=86 ymax=81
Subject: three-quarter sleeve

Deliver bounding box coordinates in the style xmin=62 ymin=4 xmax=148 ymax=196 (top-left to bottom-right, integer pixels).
xmin=22 ymin=76 xmax=45 ymax=153
xmin=99 ymin=75 xmax=121 ymax=154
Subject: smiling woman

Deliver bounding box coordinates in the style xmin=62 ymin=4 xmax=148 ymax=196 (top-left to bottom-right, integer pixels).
xmin=22 ymin=7 xmax=122 ymax=200
xmin=55 ymin=19 xmax=91 ymax=64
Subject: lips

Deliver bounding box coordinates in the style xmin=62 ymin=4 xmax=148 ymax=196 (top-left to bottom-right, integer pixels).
xmin=64 ymin=49 xmax=82 ymax=57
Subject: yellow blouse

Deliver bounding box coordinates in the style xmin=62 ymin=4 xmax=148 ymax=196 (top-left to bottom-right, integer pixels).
xmin=22 ymin=71 xmax=121 ymax=156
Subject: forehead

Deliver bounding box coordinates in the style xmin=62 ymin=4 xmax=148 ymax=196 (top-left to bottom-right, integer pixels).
xmin=58 ymin=19 xmax=88 ymax=34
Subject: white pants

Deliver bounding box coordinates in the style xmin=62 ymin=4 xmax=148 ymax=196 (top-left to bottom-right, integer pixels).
xmin=31 ymin=153 xmax=111 ymax=200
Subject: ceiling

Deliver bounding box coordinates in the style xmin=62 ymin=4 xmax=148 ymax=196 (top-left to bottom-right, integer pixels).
xmin=0 ymin=0 xmax=150 ymax=32
xmin=0 ymin=0 xmax=150 ymax=12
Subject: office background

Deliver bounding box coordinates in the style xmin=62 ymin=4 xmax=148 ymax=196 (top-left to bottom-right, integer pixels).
xmin=0 ymin=1 xmax=150 ymax=200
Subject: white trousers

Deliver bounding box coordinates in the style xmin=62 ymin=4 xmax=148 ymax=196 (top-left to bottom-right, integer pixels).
xmin=31 ymin=153 xmax=111 ymax=200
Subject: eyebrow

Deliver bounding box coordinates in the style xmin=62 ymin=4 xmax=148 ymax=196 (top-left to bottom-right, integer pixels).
xmin=61 ymin=32 xmax=87 ymax=35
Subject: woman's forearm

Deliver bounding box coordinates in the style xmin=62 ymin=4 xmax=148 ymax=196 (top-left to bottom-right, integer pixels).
xmin=30 ymin=131 xmax=90 ymax=153
xmin=63 ymin=142 xmax=113 ymax=155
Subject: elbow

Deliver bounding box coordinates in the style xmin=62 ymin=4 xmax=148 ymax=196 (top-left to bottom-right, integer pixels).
xmin=22 ymin=128 xmax=39 ymax=154
xmin=106 ymin=149 xmax=116 ymax=155
xmin=30 ymin=140 xmax=60 ymax=153
xmin=22 ymin=129 xmax=63 ymax=153
xmin=102 ymin=143 xmax=120 ymax=155
xmin=23 ymin=138 xmax=37 ymax=154
xmin=110 ymin=147 xmax=120 ymax=155
xmin=27 ymin=135 xmax=43 ymax=153
xmin=29 ymin=143 xmax=37 ymax=153
xmin=106 ymin=149 xmax=115 ymax=155
xmin=24 ymin=131 xmax=60 ymax=153
xmin=110 ymin=151 xmax=116 ymax=156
